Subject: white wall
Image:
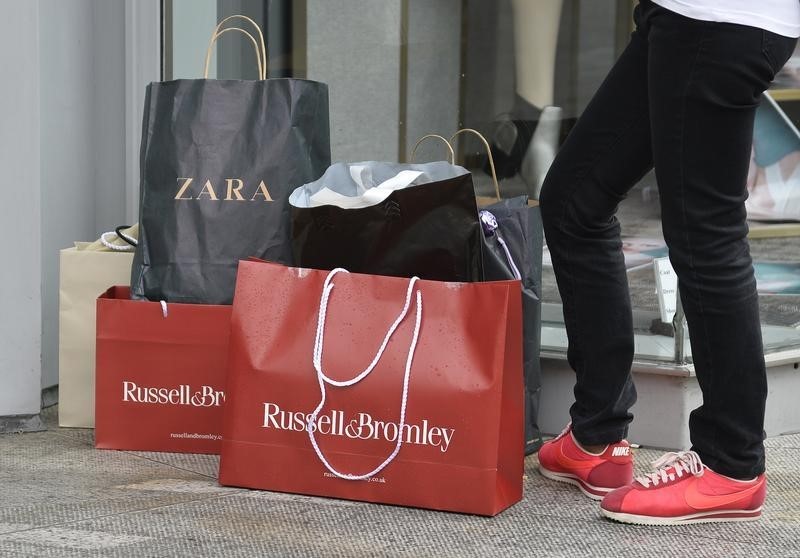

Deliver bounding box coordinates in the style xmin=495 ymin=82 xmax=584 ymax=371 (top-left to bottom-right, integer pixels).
xmin=93 ymin=1 xmax=128 ymax=228
xmin=38 ymin=1 xmax=132 ymax=391
xmin=39 ymin=0 xmax=104 ymax=391
xmin=1 ymin=0 xmax=157 ymax=415
xmin=0 ymin=0 xmax=42 ymax=415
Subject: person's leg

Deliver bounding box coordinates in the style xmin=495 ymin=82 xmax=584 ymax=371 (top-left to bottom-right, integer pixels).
xmin=647 ymin=8 xmax=797 ymax=479
xmin=539 ymin=3 xmax=655 ymax=447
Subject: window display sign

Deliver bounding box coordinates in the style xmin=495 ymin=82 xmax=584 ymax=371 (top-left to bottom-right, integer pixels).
xmin=653 ymin=257 xmax=678 ymax=324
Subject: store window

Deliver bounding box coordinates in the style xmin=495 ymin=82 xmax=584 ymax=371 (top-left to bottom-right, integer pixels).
xmin=162 ymin=0 xmax=800 ymax=366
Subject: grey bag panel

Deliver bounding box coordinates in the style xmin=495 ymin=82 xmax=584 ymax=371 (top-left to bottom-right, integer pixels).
xmin=131 ymin=78 xmax=331 ymax=304
xmin=480 ymin=197 xmax=544 ymax=454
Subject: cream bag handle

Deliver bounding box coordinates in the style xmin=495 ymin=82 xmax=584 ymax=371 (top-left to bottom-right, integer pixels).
xmin=449 ymin=128 xmax=501 ymax=201
xmin=203 ymin=15 xmax=267 ymax=79
xmin=409 ymin=129 xmax=504 ymax=202
xmin=409 ymin=134 xmax=455 ymax=164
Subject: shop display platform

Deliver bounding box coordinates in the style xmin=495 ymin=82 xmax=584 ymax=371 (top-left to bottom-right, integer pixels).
xmin=537 ymin=351 xmax=800 ymax=450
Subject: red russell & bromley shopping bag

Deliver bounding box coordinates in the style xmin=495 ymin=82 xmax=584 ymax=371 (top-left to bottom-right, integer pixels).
xmin=218 ymin=260 xmax=523 ymax=515
xmin=95 ymin=287 xmax=230 ymax=454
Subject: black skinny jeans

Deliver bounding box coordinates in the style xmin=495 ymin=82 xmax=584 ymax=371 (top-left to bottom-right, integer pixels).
xmin=539 ymin=0 xmax=797 ymax=479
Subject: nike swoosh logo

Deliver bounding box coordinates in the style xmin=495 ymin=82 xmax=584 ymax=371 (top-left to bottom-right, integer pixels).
xmin=555 ymin=446 xmax=599 ymax=470
xmin=684 ymin=478 xmax=763 ymax=510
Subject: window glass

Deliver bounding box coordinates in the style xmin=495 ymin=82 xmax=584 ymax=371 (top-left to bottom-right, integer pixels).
xmin=164 ymin=0 xmax=800 ymax=363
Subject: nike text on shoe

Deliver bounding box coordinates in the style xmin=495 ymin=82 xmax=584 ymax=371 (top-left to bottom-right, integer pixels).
xmin=600 ymin=450 xmax=767 ymax=525
xmin=537 ymin=423 xmax=634 ymax=500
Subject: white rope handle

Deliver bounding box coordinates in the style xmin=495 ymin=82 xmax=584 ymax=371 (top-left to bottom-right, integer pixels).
xmin=116 ymin=228 xmax=138 ymax=247
xmin=497 ymin=234 xmax=522 ymax=281
xmin=307 ymin=268 xmax=423 ymax=481
xmin=313 ymin=269 xmax=421 ymax=387
xmin=100 ymin=231 xmax=136 ymax=252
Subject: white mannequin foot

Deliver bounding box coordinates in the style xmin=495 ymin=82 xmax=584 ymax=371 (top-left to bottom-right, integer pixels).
xmin=520 ymin=105 xmax=562 ymax=199
xmin=747 ymin=157 xmax=800 ymax=221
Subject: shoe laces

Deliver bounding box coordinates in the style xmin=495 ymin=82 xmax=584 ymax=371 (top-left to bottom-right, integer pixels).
xmin=553 ymin=422 xmax=572 ymax=441
xmin=636 ymin=450 xmax=704 ymax=488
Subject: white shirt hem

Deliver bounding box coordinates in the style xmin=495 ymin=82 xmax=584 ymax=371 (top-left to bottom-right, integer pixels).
xmin=651 ymin=0 xmax=800 ymax=38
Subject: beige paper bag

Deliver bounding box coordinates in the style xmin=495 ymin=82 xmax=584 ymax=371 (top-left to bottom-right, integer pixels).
xmin=58 ymin=226 xmax=137 ymax=427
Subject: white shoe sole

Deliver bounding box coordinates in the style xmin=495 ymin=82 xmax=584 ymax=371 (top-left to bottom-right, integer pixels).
xmin=600 ymin=506 xmax=763 ymax=525
xmin=538 ymin=464 xmax=614 ymax=501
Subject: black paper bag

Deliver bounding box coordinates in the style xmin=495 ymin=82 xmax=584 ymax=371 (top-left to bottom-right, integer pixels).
xmin=131 ymin=78 xmax=331 ymax=304
xmin=289 ymin=161 xmax=482 ymax=282
xmin=480 ymin=197 xmax=544 ymax=454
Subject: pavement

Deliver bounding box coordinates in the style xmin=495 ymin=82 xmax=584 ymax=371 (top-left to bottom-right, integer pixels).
xmin=1 ymin=405 xmax=799 ymax=557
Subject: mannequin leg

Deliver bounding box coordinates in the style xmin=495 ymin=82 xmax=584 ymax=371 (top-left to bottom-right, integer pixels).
xmin=488 ymin=0 xmax=565 ymax=194
xmin=511 ymin=0 xmax=564 ymax=109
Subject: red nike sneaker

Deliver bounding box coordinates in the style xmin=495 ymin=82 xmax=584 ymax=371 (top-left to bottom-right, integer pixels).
xmin=601 ymin=450 xmax=767 ymax=525
xmin=537 ymin=423 xmax=634 ymax=500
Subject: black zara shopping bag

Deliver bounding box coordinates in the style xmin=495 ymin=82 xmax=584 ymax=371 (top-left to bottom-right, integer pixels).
xmin=131 ymin=15 xmax=330 ymax=304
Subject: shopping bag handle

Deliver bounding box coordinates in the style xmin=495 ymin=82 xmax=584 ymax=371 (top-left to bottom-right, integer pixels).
xmin=408 ymin=134 xmax=455 ymax=164
xmin=100 ymin=225 xmax=138 ymax=252
xmin=214 ymin=15 xmax=267 ymax=72
xmin=409 ymin=129 xmax=503 ymax=201
xmin=449 ymin=128 xmax=501 ymax=201
xmin=204 ymin=28 xmax=263 ymax=80
xmin=307 ymin=268 xmax=423 ymax=481
xmin=114 ymin=225 xmax=138 ymax=247
xmin=203 ymin=14 xmax=267 ymax=79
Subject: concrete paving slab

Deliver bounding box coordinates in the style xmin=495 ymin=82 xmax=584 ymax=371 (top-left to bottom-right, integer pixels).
xmin=1 ymin=408 xmax=798 ymax=557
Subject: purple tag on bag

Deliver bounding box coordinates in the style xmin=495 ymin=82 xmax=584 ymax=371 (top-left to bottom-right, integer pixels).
xmin=479 ymin=210 xmax=498 ymax=236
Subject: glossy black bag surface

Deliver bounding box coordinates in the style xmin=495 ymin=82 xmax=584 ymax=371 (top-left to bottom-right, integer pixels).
xmin=479 ymin=197 xmax=544 ymax=454
xmin=131 ymin=78 xmax=331 ymax=304
xmin=290 ymin=162 xmax=483 ymax=282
